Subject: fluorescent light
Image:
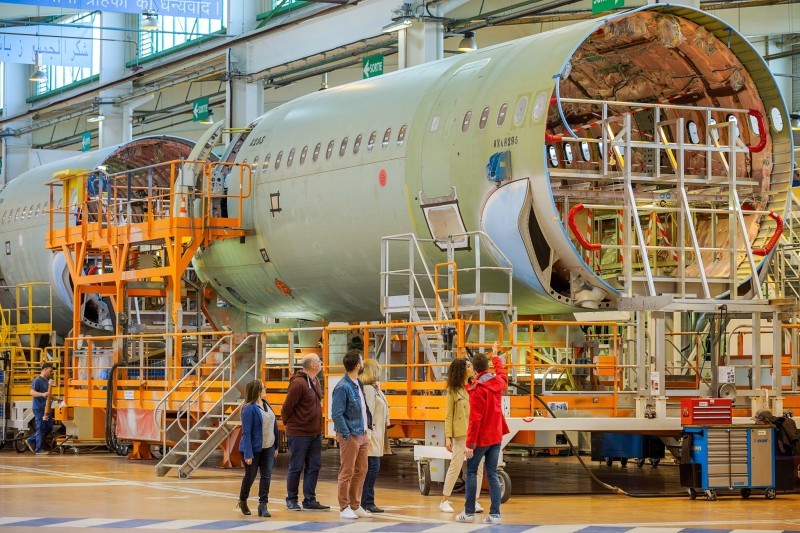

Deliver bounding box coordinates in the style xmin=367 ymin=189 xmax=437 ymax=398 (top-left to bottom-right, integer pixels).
xmin=382 ymin=19 xmax=412 ymax=33
xmin=458 ymin=31 xmax=477 ymax=52
xmin=87 ymin=113 xmax=105 ymax=123
xmin=141 ymin=11 xmax=159 ymax=31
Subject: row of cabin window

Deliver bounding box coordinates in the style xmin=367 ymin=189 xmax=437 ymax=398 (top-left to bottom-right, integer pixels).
xmin=544 ymin=116 xmax=750 ymax=168
xmin=248 ymin=125 xmax=408 ymax=175
xmin=248 ymin=100 xmax=518 ymax=174
xmin=1 ymin=201 xmax=60 ymax=224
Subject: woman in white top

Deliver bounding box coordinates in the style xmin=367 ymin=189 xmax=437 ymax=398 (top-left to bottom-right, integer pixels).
xmin=360 ymin=358 xmax=390 ymax=513
xmin=238 ymin=380 xmax=279 ymax=518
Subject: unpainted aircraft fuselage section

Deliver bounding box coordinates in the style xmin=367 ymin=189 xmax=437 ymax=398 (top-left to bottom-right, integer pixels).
xmin=193 ymin=5 xmax=791 ymax=322
xmin=0 ymin=138 xmax=193 ymax=336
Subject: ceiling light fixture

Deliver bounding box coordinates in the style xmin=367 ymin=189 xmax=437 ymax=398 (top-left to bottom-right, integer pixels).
xmin=87 ymin=113 xmax=106 ymax=123
xmin=199 ymin=108 xmax=214 ymax=125
xmin=458 ymin=31 xmax=477 ymax=52
xmin=141 ymin=11 xmax=159 ymax=31
xmin=29 ymin=53 xmax=46 ymax=82
xmin=382 ymin=18 xmax=412 ymax=33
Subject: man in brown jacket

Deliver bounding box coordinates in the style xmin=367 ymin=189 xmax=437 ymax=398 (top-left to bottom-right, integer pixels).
xmin=281 ymin=354 xmax=330 ymax=511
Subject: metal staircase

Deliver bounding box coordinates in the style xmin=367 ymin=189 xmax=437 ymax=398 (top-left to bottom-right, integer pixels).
xmin=381 ymin=231 xmax=514 ymax=378
xmin=154 ymin=333 xmax=261 ymax=478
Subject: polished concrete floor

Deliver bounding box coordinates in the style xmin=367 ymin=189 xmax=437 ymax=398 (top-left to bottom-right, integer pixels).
xmin=1 ymin=446 xmax=799 ymax=532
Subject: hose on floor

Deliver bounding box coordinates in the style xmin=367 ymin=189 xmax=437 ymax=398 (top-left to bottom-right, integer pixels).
xmin=510 ymin=381 xmax=685 ymax=498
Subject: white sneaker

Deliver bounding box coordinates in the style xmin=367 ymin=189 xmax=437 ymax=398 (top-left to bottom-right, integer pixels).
xmin=439 ymin=500 xmax=454 ymax=513
xmin=483 ymin=514 xmax=501 ymax=524
xmin=354 ymin=506 xmax=372 ymax=518
xmin=474 ymin=501 xmax=484 ymax=513
xmin=455 ymin=511 xmax=474 ymax=522
xmin=339 ymin=507 xmax=358 ymax=519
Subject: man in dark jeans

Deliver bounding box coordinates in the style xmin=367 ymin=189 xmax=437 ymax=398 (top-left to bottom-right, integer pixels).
xmin=27 ymin=363 xmax=54 ymax=454
xmin=281 ymin=354 xmax=330 ymax=511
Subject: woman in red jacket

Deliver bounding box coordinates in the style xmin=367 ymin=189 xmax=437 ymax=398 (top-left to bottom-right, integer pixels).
xmin=456 ymin=343 xmax=509 ymax=525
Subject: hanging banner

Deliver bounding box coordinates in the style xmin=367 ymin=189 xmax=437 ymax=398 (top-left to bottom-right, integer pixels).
xmin=0 ymin=0 xmax=223 ymax=20
xmin=0 ymin=24 xmax=93 ymax=67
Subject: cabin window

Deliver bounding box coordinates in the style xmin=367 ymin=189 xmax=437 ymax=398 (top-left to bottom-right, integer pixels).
xmin=497 ymin=103 xmax=508 ymax=126
xmin=708 ymin=118 xmax=720 ymax=142
xmin=397 ymin=125 xmax=407 ymax=145
xmin=771 ymin=108 xmax=784 ymax=132
xmin=430 ymin=115 xmax=440 ymax=132
xmin=368 ymin=131 xmax=377 ymax=151
xmin=262 ymin=154 xmax=270 ymax=173
xmin=287 ymin=148 xmax=295 ymax=167
xmin=354 ymin=134 xmax=362 ymax=154
xmin=300 ymin=145 xmax=308 ymax=165
xmin=275 ymin=151 xmax=283 ymax=169
xmin=340 ymin=137 xmax=348 ymax=157
xmin=513 ymin=97 xmax=528 ymax=126
xmin=580 ymin=141 xmax=592 ymax=162
xmin=326 ymin=140 xmax=334 ymax=160
xmin=462 ymin=111 xmax=472 ymax=133
xmin=726 ymin=114 xmax=739 ymax=138
xmin=547 ymin=145 xmax=559 ymax=167
xmin=252 ymin=155 xmax=260 ymax=176
xmin=687 ymin=121 xmax=700 ymax=144
xmin=748 ymin=114 xmax=760 ymax=136
xmin=479 ymin=107 xmax=490 ymax=129
xmin=382 ymin=128 xmax=391 ymax=148
xmin=564 ymin=144 xmax=574 ymax=165
xmin=313 ymin=143 xmax=321 ymax=162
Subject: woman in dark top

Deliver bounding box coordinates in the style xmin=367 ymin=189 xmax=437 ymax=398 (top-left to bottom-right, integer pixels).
xmin=238 ymin=380 xmax=279 ymax=517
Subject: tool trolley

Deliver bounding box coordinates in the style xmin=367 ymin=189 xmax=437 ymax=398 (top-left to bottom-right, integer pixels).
xmin=680 ymin=424 xmax=792 ymax=500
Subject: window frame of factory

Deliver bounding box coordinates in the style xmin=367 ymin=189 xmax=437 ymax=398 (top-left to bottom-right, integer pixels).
xmin=137 ymin=10 xmax=226 ymax=63
xmin=31 ymin=11 xmax=101 ymax=99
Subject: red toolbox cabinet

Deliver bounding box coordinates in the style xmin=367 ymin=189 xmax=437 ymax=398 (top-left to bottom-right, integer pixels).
xmin=680 ymin=398 xmax=732 ymax=425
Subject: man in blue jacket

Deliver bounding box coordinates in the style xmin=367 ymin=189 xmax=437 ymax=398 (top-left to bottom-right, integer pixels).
xmin=331 ymin=350 xmax=373 ymax=519
xmin=27 ymin=363 xmax=54 ymax=454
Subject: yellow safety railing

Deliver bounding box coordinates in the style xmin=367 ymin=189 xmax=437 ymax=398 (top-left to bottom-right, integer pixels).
xmin=434 ymin=262 xmax=458 ymax=320
xmin=511 ymin=320 xmax=623 ymax=417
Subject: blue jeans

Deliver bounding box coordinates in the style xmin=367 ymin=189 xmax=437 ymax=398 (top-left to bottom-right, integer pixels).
xmin=240 ymin=445 xmax=276 ymax=503
xmin=27 ymin=409 xmax=51 ymax=453
xmin=465 ymin=443 xmax=501 ymax=516
xmin=361 ymin=456 xmax=381 ymax=507
xmin=286 ymin=434 xmax=322 ymax=505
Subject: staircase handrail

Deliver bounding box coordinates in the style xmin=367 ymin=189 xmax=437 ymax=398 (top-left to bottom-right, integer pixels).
xmin=153 ymin=332 xmax=232 ymax=430
xmin=164 ymin=333 xmax=258 ymax=440
xmin=381 ymin=233 xmax=451 ymax=322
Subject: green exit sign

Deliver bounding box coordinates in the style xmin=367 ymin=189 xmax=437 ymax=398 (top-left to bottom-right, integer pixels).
xmin=81 ymin=131 xmax=91 ymax=152
xmin=192 ymin=97 xmax=209 ymax=122
xmin=362 ymin=54 xmax=384 ymax=79
xmin=592 ymin=0 xmax=623 ymax=14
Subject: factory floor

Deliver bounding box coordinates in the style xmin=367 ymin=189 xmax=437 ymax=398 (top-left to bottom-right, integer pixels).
xmin=1 ymin=446 xmax=799 ymax=532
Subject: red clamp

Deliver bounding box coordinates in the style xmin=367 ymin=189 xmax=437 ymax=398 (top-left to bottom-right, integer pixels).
xmin=752 ymin=211 xmax=783 ymax=256
xmin=567 ymin=204 xmax=601 ymax=251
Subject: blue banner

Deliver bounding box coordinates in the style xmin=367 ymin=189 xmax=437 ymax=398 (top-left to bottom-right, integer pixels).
xmin=0 ymin=0 xmax=223 ymax=20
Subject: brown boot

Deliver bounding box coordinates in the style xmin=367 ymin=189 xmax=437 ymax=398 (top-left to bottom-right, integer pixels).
xmin=236 ymin=500 xmax=251 ymax=515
